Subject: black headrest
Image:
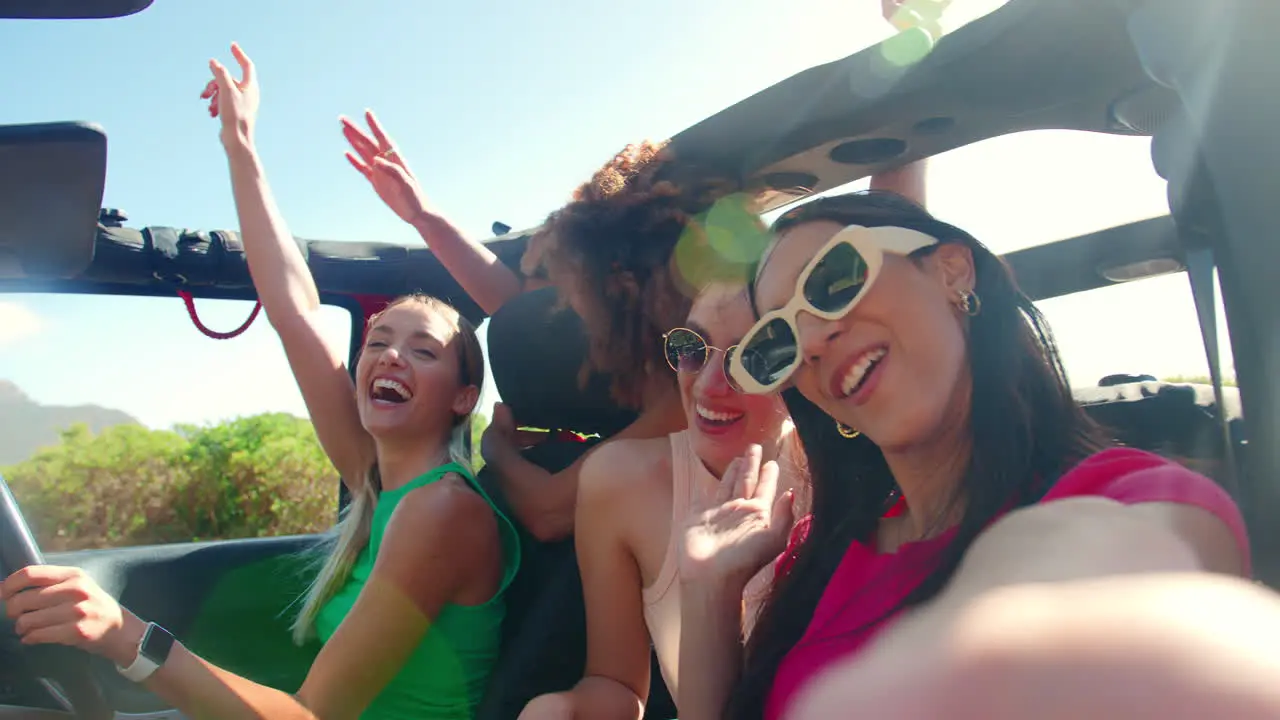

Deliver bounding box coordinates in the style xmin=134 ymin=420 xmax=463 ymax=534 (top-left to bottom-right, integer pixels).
xmin=1097 ymin=373 xmax=1158 ymax=386
xmin=486 ymin=287 xmax=638 ymax=437
xmin=1073 ymin=381 xmax=1243 ymax=458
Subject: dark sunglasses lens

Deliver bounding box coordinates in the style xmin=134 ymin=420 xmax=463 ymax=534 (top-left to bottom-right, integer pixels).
xmin=805 ymin=242 xmax=869 ymax=313
xmin=665 ymin=329 xmax=708 ymax=372
xmin=738 ymin=319 xmax=798 ymax=388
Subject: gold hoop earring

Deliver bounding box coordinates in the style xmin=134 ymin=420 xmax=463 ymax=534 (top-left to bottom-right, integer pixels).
xmin=836 ymin=422 xmax=861 ymax=439
xmin=956 ymin=289 xmax=981 ymax=316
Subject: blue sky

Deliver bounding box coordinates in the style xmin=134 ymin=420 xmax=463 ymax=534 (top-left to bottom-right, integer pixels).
xmin=0 ymin=0 xmax=1233 ymax=431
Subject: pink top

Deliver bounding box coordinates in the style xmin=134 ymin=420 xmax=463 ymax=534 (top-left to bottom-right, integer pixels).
xmin=764 ymin=448 xmax=1251 ymax=720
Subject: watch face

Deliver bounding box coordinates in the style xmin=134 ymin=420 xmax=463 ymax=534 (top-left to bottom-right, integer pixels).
xmin=141 ymin=624 xmax=176 ymax=664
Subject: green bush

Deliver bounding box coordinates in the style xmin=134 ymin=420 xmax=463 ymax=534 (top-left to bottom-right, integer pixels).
xmin=173 ymin=414 xmax=338 ymax=543
xmin=4 ymin=411 xmax=494 ymax=552
xmin=4 ymin=414 xmax=338 ymax=551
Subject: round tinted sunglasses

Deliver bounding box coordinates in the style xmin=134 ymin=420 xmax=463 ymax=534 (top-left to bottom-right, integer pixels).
xmin=728 ymin=224 xmax=939 ymax=395
xmin=662 ymin=327 xmax=744 ymax=393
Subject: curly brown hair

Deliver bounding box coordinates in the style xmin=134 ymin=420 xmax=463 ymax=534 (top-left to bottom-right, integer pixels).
xmin=529 ymin=140 xmax=766 ymax=408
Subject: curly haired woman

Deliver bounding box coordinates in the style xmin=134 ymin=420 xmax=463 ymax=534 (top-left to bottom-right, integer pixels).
xmin=340 ymin=1 xmax=928 ymax=545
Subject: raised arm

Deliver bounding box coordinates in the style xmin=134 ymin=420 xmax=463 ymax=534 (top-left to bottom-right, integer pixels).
xmin=2 ymin=478 xmax=493 ymax=720
xmin=520 ymin=440 xmax=663 ymax=719
xmin=478 ymin=402 xmax=582 ymax=542
xmin=340 ymin=113 xmax=525 ymax=315
xmin=872 ymin=2 xmax=931 ymax=208
xmin=870 ymin=160 xmax=928 ymax=207
xmin=478 ymin=402 xmax=661 ymax=542
xmin=205 ymin=44 xmax=372 ymax=487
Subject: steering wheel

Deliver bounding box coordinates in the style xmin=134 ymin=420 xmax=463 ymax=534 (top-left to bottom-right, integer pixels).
xmin=0 ymin=474 xmax=113 ymax=719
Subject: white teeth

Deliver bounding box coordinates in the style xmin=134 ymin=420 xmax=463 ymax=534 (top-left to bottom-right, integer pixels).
xmin=696 ymin=404 xmax=744 ymax=423
xmin=840 ymin=347 xmax=887 ymax=397
xmin=372 ymin=378 xmax=412 ymax=401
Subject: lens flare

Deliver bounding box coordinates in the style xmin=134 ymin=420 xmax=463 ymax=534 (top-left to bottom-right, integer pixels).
xmin=880 ymin=0 xmax=949 ymax=66
xmin=673 ymin=193 xmax=773 ymax=295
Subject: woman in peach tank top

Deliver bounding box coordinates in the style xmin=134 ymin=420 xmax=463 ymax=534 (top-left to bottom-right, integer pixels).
xmin=641 ymin=409 xmax=808 ymax=698
xmin=519 ymin=283 xmax=809 ymax=719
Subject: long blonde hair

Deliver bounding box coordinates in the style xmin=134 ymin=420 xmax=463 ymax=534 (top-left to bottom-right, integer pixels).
xmin=290 ymin=294 xmax=486 ymax=645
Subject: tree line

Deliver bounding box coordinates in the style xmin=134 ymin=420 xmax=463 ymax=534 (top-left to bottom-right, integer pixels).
xmin=3 ymin=413 xmax=489 ymax=552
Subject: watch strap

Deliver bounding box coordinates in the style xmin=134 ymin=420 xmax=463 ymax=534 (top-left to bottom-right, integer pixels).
xmin=116 ymin=622 xmax=175 ymax=682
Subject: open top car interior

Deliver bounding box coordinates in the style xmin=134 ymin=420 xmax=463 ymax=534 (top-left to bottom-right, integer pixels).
xmin=2 ymin=0 xmax=1277 ymax=717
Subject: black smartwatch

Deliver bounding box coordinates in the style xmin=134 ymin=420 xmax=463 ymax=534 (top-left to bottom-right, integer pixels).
xmin=116 ymin=622 xmax=176 ymax=682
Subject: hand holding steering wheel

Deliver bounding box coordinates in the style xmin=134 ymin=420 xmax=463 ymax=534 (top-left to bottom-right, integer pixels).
xmin=0 ymin=474 xmax=113 ymax=719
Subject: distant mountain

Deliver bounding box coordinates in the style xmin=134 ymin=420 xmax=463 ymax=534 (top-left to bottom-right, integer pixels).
xmin=0 ymin=380 xmax=140 ymax=466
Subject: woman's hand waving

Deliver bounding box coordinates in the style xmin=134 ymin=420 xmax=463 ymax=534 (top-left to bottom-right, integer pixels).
xmin=201 ymin=42 xmax=260 ymax=150
xmin=341 ymin=111 xmax=437 ymax=227
xmin=680 ymin=444 xmax=796 ymax=589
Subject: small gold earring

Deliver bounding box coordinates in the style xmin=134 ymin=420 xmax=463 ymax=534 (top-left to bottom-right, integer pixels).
xmin=836 ymin=421 xmax=861 ymax=439
xmin=956 ymin=289 xmax=981 ymax=316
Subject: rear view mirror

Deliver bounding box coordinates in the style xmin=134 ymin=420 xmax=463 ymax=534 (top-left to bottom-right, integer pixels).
xmin=0 ymin=0 xmax=153 ymax=19
xmin=0 ymin=122 xmax=107 ymax=278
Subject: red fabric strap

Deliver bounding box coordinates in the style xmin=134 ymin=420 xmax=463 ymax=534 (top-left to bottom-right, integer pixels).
xmin=177 ymin=290 xmax=262 ymax=340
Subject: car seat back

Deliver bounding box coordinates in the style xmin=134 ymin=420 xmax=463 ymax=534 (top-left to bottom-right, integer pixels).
xmin=475 ymin=288 xmax=674 ymax=720
xmin=1075 ymin=379 xmax=1243 ymax=490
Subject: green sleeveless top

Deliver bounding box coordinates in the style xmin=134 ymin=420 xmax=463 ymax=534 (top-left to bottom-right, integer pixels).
xmin=314 ymin=462 xmax=520 ymax=719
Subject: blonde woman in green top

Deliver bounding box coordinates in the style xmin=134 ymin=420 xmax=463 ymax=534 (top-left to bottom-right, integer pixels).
xmin=0 ymin=44 xmax=519 ymax=720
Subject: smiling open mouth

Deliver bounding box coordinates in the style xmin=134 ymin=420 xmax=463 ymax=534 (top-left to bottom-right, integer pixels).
xmin=840 ymin=347 xmax=888 ymax=398
xmin=371 ymin=378 xmax=413 ymax=404
xmin=696 ymin=404 xmax=745 ymax=427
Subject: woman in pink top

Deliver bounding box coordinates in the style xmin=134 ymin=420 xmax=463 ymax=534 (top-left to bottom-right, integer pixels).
xmin=675 ymin=190 xmax=1255 ymax=720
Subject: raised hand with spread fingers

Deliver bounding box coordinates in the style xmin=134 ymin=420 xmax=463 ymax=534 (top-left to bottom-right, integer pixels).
xmin=337 ymin=110 xmax=523 ymax=315
xmin=680 ymin=444 xmax=796 ymax=588
xmin=200 ymin=41 xmax=259 ymax=149
xmin=341 ymin=111 xmax=435 ymax=227
xmin=676 ymin=444 xmax=796 ymax=720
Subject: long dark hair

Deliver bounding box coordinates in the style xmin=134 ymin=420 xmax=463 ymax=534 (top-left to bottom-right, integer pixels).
xmin=726 ymin=191 xmax=1107 ymax=719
